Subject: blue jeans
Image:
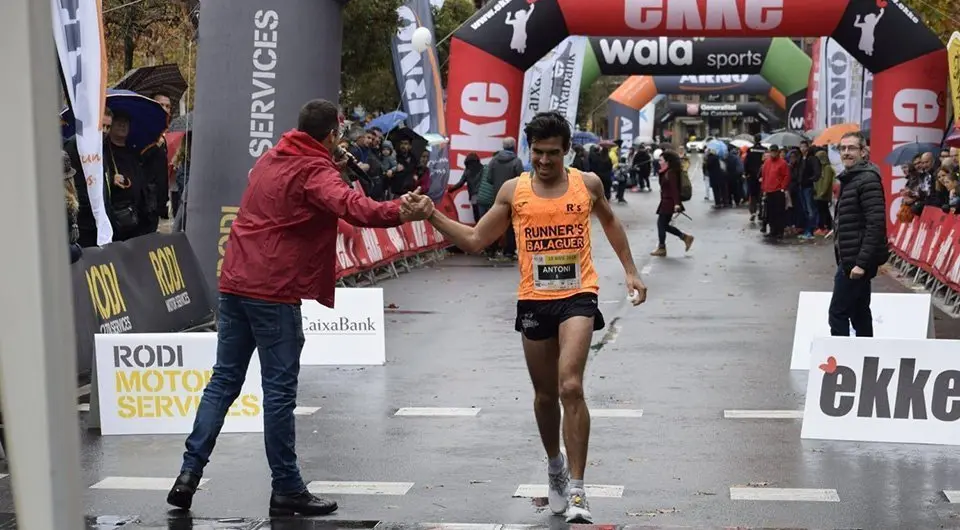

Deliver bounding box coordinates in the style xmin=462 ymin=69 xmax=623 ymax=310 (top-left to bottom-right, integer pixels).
xmin=799 ymin=187 xmax=818 ymax=235
xmin=828 ymin=265 xmax=873 ymax=337
xmin=181 ymin=293 xmax=306 ymax=495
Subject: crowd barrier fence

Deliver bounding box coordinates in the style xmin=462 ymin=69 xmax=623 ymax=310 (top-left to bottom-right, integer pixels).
xmin=888 ymin=205 xmax=960 ymax=315
xmin=70 ymin=192 xmax=461 ymax=382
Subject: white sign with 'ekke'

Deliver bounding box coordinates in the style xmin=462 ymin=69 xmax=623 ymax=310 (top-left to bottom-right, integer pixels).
xmin=801 ymin=337 xmax=960 ymax=446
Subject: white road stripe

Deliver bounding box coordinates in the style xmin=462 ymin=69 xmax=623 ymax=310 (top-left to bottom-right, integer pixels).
xmin=591 ymin=408 xmax=644 ymax=418
xmin=77 ymin=384 xmax=90 ymax=398
xmin=514 ymin=484 xmax=623 ymax=498
xmin=723 ymin=410 xmax=803 ymax=419
xmin=294 ymin=406 xmax=321 ymax=416
xmin=394 ymin=407 xmax=480 ymax=417
xmin=307 ymin=481 xmax=414 ymax=495
xmin=90 ymin=476 xmax=209 ymax=491
xmin=0 ymin=474 xmax=7 ymax=479
xmin=77 ymin=403 xmax=90 ymax=412
xmin=730 ymin=487 xmax=839 ymax=502
xmin=421 ymin=525 xmax=501 ymax=530
xmin=943 ymin=490 xmax=960 ymax=503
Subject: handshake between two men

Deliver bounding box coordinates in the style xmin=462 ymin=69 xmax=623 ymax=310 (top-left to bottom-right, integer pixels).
xmin=399 ymin=189 xmax=436 ymax=222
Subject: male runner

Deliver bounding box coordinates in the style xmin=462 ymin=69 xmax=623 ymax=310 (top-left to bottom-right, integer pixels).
xmin=402 ymin=111 xmax=647 ymax=523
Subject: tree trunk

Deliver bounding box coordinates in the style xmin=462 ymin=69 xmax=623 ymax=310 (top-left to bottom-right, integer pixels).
xmin=124 ymin=34 xmax=135 ymax=71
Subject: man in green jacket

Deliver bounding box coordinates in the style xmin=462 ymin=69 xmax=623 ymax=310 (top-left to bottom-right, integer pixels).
xmin=814 ymin=149 xmax=836 ymax=236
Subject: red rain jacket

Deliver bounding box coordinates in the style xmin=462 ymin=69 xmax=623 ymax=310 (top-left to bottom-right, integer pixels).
xmin=760 ymin=156 xmax=791 ymax=194
xmin=219 ymin=130 xmax=402 ymax=307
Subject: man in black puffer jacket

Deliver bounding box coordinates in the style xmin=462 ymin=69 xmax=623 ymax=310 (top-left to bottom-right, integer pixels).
xmin=830 ymin=131 xmax=888 ymax=337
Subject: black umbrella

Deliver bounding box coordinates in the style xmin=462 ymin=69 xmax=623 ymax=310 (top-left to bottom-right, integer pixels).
xmin=114 ymin=64 xmax=188 ymax=102
xmin=884 ymin=142 xmax=939 ymax=166
xmin=387 ymin=126 xmax=428 ymax=160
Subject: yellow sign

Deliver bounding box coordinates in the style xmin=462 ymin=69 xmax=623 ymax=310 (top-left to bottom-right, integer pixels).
xmin=949 ymin=32 xmax=960 ymax=128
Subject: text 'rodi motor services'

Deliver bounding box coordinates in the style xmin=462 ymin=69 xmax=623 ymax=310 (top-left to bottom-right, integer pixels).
xmin=112 ymin=344 xmax=261 ymax=420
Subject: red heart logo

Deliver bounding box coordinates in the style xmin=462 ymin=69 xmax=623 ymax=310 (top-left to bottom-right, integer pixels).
xmin=877 ymin=0 xmax=888 ymax=7
xmin=819 ymin=356 xmax=838 ymax=374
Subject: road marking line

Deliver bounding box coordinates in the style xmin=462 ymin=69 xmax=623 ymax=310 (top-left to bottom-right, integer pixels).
xmin=77 ymin=384 xmax=90 ymax=398
xmin=513 ymin=484 xmax=623 ymax=498
xmin=77 ymin=403 xmax=90 ymax=412
xmin=723 ymin=410 xmax=803 ymax=419
xmin=590 ymin=408 xmax=644 ymax=418
xmin=394 ymin=407 xmax=480 ymax=417
xmin=307 ymin=481 xmax=414 ymax=495
xmin=90 ymin=477 xmax=209 ymax=491
xmin=943 ymin=490 xmax=960 ymax=503
xmin=729 ymin=487 xmax=839 ymax=502
xmin=0 ymin=474 xmax=7 ymax=479
xmin=294 ymin=406 xmax=321 ymax=416
xmin=421 ymin=525 xmax=501 ymax=530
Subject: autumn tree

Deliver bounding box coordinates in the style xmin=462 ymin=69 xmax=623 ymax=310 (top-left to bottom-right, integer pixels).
xmin=433 ymin=0 xmax=477 ymax=86
xmin=903 ymin=0 xmax=960 ymax=42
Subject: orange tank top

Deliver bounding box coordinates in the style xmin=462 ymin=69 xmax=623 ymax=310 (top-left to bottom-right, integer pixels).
xmin=513 ymin=168 xmax=599 ymax=301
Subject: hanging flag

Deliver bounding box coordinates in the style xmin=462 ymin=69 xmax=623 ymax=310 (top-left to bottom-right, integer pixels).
xmin=517 ymin=36 xmax=588 ymax=167
xmin=51 ymin=0 xmax=111 ymax=245
xmin=804 ymin=38 xmax=823 ymax=131
xmin=820 ymin=38 xmax=863 ymax=127
xmin=948 ymin=32 xmax=960 ymax=130
xmin=635 ymin=97 xmax=659 ymax=144
xmin=391 ymin=0 xmax=446 ymax=137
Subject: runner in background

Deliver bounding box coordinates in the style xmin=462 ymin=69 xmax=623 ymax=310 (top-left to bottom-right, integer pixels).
xmin=400 ymin=111 xmax=647 ymax=524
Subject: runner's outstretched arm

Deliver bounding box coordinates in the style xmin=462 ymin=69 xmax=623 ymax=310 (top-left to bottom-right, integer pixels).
xmin=406 ymin=180 xmax=516 ymax=254
xmin=582 ymin=172 xmax=647 ymax=304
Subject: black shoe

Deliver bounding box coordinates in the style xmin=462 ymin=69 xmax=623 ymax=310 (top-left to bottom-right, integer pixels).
xmin=270 ymin=490 xmax=339 ymax=517
xmin=167 ymin=471 xmax=201 ymax=510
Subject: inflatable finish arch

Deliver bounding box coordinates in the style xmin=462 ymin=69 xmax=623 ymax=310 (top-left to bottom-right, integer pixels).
xmin=447 ymin=0 xmax=948 ymax=232
xmin=582 ymin=36 xmax=807 ymax=113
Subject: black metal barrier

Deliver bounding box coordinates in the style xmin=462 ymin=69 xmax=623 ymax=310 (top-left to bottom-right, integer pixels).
xmin=71 ymin=232 xmax=215 ymax=381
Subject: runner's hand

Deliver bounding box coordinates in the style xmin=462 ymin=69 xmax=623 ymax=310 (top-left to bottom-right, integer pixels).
xmin=626 ymin=275 xmax=647 ymax=306
xmin=400 ymin=188 xmax=434 ymax=221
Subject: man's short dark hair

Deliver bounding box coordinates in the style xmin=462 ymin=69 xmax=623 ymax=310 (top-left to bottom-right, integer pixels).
xmin=297 ymin=99 xmax=340 ymax=143
xmin=151 ymin=91 xmax=170 ymax=101
xmin=524 ymin=111 xmax=571 ymax=151
xmin=840 ymin=131 xmax=866 ymax=149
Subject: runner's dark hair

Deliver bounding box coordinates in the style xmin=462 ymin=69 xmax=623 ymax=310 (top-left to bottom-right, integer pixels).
xmin=298 ymin=99 xmax=340 ymax=143
xmin=524 ymin=110 xmax=571 ymax=151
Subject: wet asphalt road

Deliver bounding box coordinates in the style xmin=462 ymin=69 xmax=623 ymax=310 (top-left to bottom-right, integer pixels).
xmin=5 ymin=167 xmax=960 ymax=529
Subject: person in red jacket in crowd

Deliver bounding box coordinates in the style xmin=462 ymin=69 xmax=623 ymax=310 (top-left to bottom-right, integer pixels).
xmin=760 ymin=144 xmax=791 ymax=241
xmin=167 ymin=99 xmax=429 ymax=516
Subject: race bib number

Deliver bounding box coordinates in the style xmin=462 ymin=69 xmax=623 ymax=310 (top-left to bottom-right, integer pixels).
xmin=533 ymin=253 xmax=581 ymax=290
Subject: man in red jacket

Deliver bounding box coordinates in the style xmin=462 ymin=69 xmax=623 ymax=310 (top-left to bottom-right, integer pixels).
xmin=167 ymin=99 xmax=428 ymax=516
xmin=760 ymin=144 xmax=791 ymax=241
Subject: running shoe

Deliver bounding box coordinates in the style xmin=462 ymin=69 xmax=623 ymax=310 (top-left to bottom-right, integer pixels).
xmin=547 ymin=456 xmax=570 ymax=515
xmin=565 ymin=488 xmax=593 ymax=523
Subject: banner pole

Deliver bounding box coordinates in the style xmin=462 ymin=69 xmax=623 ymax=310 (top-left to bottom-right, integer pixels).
xmin=0 ymin=0 xmax=85 ymax=527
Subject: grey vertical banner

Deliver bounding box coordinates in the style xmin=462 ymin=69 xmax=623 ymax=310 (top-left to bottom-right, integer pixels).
xmin=392 ymin=0 xmax=446 ymax=137
xmin=607 ymin=100 xmax=638 ymax=146
xmin=186 ymin=0 xmax=344 ymax=300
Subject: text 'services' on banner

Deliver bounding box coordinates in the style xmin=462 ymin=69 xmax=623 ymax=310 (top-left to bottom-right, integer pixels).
xmin=95 ymin=333 xmax=264 ymax=435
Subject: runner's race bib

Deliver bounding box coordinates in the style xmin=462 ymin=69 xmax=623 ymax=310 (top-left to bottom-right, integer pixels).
xmin=533 ymin=253 xmax=581 ymax=290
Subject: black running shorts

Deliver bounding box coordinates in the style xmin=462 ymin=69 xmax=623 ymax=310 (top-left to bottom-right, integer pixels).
xmin=515 ymin=292 xmax=605 ymax=341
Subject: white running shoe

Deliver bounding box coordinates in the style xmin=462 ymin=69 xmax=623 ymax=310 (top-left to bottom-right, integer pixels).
xmin=547 ymin=456 xmax=570 ymax=515
xmin=565 ymin=488 xmax=593 ymax=523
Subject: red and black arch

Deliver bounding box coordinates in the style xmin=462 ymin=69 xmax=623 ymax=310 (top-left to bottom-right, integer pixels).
xmin=446 ymin=0 xmax=948 ymax=231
